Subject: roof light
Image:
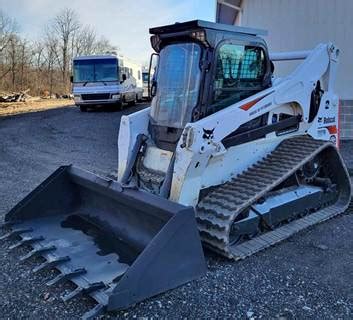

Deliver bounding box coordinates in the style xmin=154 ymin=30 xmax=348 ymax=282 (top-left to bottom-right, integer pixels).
xmin=150 ymin=35 xmax=161 ymax=52
xmin=190 ymin=30 xmax=209 ymax=47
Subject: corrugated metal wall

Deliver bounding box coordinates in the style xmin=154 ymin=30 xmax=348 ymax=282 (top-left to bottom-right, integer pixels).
xmin=240 ymin=0 xmax=352 ymax=99
xmin=224 ymin=0 xmax=353 ymax=138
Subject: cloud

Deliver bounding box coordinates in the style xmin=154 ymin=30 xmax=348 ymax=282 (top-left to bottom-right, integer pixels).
xmin=1 ymin=0 xmax=215 ymax=63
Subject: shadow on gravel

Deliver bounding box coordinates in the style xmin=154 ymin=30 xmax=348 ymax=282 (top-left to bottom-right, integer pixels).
xmin=0 ymin=102 xmax=149 ymax=121
xmin=0 ymin=104 xmax=75 ymax=120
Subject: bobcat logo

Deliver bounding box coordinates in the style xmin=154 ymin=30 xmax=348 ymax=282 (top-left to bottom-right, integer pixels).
xmin=324 ymin=116 xmax=335 ymax=124
xmin=203 ymin=128 xmax=215 ymax=140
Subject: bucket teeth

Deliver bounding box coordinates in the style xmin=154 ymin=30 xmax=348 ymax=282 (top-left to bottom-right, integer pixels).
xmin=46 ymin=268 xmax=87 ymax=286
xmin=61 ymin=282 xmax=106 ymax=302
xmin=82 ymin=304 xmax=106 ymax=320
xmin=9 ymin=236 xmax=44 ymax=250
xmin=32 ymin=256 xmax=70 ymax=273
xmin=0 ymin=228 xmax=33 ymax=240
xmin=19 ymin=245 xmax=56 ymax=261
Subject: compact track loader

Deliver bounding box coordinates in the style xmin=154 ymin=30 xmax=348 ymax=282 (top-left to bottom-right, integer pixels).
xmin=118 ymin=20 xmax=351 ymax=258
xmin=1 ymin=20 xmax=351 ymax=318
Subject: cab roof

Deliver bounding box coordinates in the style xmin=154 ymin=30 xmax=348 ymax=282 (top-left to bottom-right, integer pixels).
xmin=149 ymin=20 xmax=267 ymax=37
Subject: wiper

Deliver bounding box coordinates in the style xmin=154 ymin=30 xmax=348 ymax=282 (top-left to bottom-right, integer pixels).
xmin=82 ymin=81 xmax=109 ymax=86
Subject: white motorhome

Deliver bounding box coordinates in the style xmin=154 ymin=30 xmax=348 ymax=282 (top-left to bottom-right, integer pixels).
xmin=141 ymin=68 xmax=150 ymax=100
xmin=72 ymin=54 xmax=143 ymax=111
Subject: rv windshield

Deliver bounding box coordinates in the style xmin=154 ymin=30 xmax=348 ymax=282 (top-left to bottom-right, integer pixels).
xmin=150 ymin=43 xmax=202 ymax=128
xmin=73 ymin=58 xmax=118 ymax=82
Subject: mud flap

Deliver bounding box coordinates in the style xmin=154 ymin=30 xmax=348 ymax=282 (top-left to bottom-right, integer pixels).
xmin=1 ymin=166 xmax=206 ymax=318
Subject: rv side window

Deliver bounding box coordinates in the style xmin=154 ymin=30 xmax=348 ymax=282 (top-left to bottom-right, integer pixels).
xmin=212 ymin=44 xmax=267 ymax=112
xmin=138 ymin=70 xmax=141 ymax=80
xmin=121 ymin=67 xmax=128 ymax=80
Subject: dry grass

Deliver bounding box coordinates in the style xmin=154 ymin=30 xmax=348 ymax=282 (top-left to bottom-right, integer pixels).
xmin=0 ymin=98 xmax=74 ymax=116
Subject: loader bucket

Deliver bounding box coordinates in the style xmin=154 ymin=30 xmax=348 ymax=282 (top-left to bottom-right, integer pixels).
xmin=1 ymin=166 xmax=206 ymax=319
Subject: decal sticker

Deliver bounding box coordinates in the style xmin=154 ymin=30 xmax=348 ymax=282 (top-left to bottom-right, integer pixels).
xmin=326 ymin=125 xmax=338 ymax=134
xmin=249 ymin=102 xmax=272 ymax=117
xmin=239 ymin=90 xmax=274 ymax=112
xmin=330 ymin=135 xmax=337 ymax=144
xmin=323 ymin=116 xmax=335 ymax=124
xmin=318 ymin=125 xmax=337 ymax=135
xmin=202 ymin=128 xmax=215 ymax=140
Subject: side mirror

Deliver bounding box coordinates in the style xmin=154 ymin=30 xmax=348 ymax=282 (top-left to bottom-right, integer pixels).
xmin=148 ymin=52 xmax=159 ymax=98
xmin=263 ymin=60 xmax=275 ymax=88
xmin=270 ymin=61 xmax=275 ymax=73
xmin=70 ymin=75 xmax=73 ymax=83
xmin=151 ymin=80 xmax=157 ymax=97
xmin=122 ymin=74 xmax=127 ymax=82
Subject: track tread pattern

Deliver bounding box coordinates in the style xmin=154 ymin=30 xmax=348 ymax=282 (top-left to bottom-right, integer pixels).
xmin=196 ymin=135 xmax=351 ymax=259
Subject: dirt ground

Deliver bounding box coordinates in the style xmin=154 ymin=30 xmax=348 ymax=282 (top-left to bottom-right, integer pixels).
xmin=0 ymin=103 xmax=352 ymax=319
xmin=0 ymin=98 xmax=74 ymax=117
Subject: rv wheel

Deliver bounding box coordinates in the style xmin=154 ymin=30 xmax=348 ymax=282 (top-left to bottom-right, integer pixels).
xmin=128 ymin=97 xmax=136 ymax=106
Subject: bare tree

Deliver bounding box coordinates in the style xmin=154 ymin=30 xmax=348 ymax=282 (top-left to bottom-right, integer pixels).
xmin=75 ymin=25 xmax=97 ymax=56
xmin=94 ymin=36 xmax=118 ymax=54
xmin=32 ymin=41 xmax=45 ymax=74
xmin=74 ymin=29 xmax=118 ymax=56
xmin=30 ymin=41 xmax=45 ymax=93
xmin=42 ymin=28 xmax=60 ymax=97
xmin=0 ymin=8 xmax=118 ymax=96
xmin=0 ymin=10 xmax=18 ymax=82
xmin=0 ymin=10 xmax=17 ymax=54
xmin=7 ymin=34 xmax=21 ymax=90
xmin=51 ymin=8 xmax=80 ymax=89
xmin=17 ymin=39 xmax=32 ymax=91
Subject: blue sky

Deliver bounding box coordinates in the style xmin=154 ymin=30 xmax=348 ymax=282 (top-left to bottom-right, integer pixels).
xmin=1 ymin=0 xmax=215 ymax=63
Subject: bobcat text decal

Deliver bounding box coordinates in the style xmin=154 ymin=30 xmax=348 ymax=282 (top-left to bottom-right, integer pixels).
xmin=239 ymin=90 xmax=275 ymax=116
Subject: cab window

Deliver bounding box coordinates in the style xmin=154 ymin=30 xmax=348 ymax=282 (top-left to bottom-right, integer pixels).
xmin=212 ymin=44 xmax=267 ymax=112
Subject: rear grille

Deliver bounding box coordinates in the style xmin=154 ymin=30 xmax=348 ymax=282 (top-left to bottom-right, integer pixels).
xmin=81 ymin=93 xmax=110 ymax=101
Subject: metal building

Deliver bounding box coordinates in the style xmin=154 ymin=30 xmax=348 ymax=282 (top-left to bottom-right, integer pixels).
xmin=216 ymin=0 xmax=353 ymax=139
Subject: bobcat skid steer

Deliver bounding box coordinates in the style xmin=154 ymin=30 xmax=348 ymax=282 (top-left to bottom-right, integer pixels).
xmin=1 ymin=20 xmax=351 ymax=318
xmin=118 ymin=20 xmax=351 ymax=257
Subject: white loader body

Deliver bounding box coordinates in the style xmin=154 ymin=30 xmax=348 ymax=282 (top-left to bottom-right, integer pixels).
xmin=118 ymin=43 xmax=340 ymax=207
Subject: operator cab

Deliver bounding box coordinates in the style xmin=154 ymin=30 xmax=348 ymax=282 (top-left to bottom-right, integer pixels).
xmin=148 ymin=20 xmax=272 ymax=151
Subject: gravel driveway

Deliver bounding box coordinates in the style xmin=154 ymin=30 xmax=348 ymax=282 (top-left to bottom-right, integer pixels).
xmin=0 ymin=104 xmax=352 ymax=319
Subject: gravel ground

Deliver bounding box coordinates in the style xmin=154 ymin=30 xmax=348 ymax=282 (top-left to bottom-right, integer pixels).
xmin=0 ymin=104 xmax=352 ymax=319
xmin=0 ymin=98 xmax=74 ymax=117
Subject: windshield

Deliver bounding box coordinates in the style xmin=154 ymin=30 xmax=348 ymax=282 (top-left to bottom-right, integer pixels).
xmin=150 ymin=43 xmax=202 ymax=128
xmin=142 ymin=72 xmax=149 ymax=82
xmin=73 ymin=58 xmax=118 ymax=82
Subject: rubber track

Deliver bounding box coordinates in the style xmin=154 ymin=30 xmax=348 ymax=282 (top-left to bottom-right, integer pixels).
xmin=196 ymin=135 xmax=351 ymax=259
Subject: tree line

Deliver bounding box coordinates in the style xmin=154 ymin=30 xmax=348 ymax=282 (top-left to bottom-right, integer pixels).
xmin=0 ymin=8 xmax=117 ymax=97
